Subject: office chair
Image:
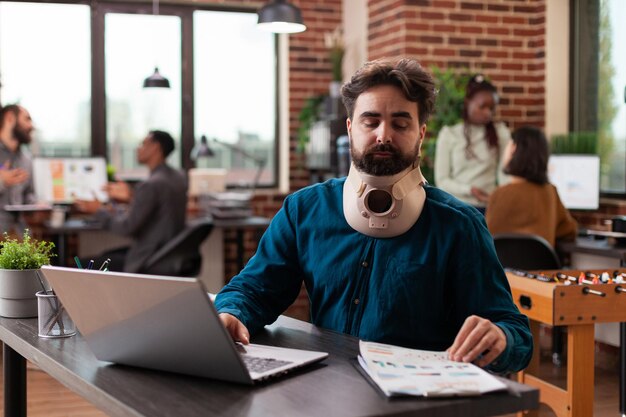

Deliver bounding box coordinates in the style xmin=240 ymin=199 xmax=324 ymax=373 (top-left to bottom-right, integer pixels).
xmin=492 ymin=233 xmax=561 ymax=271
xmin=492 ymin=233 xmax=564 ymax=366
xmin=140 ymin=218 xmax=213 ymax=277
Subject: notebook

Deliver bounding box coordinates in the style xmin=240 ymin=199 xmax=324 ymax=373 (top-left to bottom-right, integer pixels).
xmin=40 ymin=266 xmax=328 ymax=384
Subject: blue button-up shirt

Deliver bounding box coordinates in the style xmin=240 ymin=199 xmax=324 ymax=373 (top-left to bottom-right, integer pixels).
xmin=216 ymin=179 xmax=532 ymax=373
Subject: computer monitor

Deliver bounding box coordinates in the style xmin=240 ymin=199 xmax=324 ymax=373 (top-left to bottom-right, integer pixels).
xmin=547 ymin=154 xmax=600 ymax=210
xmin=33 ymin=157 xmax=109 ymax=204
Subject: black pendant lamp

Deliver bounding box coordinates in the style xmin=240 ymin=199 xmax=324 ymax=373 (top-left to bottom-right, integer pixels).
xmin=143 ymin=0 xmax=170 ymax=88
xmin=143 ymin=67 xmax=170 ymax=88
xmin=257 ymin=0 xmax=306 ymax=34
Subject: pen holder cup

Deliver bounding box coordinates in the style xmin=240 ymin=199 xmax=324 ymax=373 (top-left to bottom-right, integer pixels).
xmin=36 ymin=291 xmax=76 ymax=338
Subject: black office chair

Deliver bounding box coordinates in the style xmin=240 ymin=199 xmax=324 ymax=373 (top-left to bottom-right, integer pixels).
xmin=492 ymin=233 xmax=564 ymax=366
xmin=140 ymin=218 xmax=213 ymax=277
xmin=492 ymin=233 xmax=561 ymax=271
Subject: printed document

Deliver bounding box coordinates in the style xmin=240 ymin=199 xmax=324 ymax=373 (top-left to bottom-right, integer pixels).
xmin=358 ymin=340 xmax=507 ymax=397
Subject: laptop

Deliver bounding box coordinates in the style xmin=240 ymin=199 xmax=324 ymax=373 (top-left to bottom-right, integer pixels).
xmin=40 ymin=266 xmax=328 ymax=384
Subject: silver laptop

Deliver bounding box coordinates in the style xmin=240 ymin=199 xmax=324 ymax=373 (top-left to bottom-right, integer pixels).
xmin=40 ymin=266 xmax=328 ymax=384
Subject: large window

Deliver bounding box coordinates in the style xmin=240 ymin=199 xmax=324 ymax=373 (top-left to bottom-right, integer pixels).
xmin=0 ymin=2 xmax=91 ymax=156
xmin=0 ymin=1 xmax=278 ymax=187
xmin=572 ymin=0 xmax=626 ymax=194
xmin=105 ymin=13 xmax=182 ymax=178
xmin=194 ymin=11 xmax=276 ymax=187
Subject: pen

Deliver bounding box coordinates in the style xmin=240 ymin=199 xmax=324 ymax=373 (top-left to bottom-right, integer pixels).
xmin=99 ymin=258 xmax=111 ymax=271
xmin=74 ymin=256 xmax=83 ymax=269
xmin=86 ymin=259 xmax=94 ymax=270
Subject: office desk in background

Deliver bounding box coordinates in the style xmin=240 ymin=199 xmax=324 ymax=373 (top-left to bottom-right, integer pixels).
xmin=0 ymin=315 xmax=538 ymax=417
xmin=44 ymin=216 xmax=271 ymax=291
xmin=557 ymin=236 xmax=626 ymax=270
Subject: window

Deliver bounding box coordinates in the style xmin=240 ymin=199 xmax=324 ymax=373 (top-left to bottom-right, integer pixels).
xmin=193 ymin=11 xmax=276 ymax=187
xmin=0 ymin=2 xmax=91 ymax=156
xmin=0 ymin=1 xmax=279 ymax=187
xmin=105 ymin=12 xmax=182 ymax=178
xmin=572 ymin=0 xmax=626 ymax=194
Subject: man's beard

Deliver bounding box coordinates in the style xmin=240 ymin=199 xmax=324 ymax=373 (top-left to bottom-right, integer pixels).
xmin=351 ymin=143 xmax=420 ymax=176
xmin=13 ymin=124 xmax=32 ymax=145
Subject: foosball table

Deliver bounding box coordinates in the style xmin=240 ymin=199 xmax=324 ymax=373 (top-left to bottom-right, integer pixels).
xmin=506 ymin=268 xmax=626 ymax=417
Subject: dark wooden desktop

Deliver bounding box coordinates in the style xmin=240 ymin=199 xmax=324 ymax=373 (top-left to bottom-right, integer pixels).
xmin=1 ymin=315 xmax=538 ymax=417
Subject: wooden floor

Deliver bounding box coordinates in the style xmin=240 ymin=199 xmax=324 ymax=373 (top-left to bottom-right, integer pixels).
xmin=0 ymin=354 xmax=621 ymax=416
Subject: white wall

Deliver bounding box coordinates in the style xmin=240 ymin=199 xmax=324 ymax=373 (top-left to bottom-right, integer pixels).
xmin=342 ymin=0 xmax=368 ymax=81
xmin=545 ymin=0 xmax=570 ymax=137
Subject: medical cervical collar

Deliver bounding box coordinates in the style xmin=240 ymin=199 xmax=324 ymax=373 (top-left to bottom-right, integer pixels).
xmin=343 ymin=163 xmax=426 ymax=238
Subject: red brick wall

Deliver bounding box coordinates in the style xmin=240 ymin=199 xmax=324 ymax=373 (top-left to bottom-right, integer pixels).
xmin=367 ymin=0 xmax=546 ymax=130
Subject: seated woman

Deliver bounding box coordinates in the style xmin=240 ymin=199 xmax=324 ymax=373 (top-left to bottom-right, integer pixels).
xmin=486 ymin=126 xmax=577 ymax=247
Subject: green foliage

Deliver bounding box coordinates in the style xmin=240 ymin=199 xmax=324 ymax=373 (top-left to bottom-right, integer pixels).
xmin=420 ymin=67 xmax=471 ymax=184
xmin=551 ymin=132 xmax=598 ymax=155
xmin=297 ymin=95 xmax=327 ymax=152
xmin=0 ymin=230 xmax=55 ymax=270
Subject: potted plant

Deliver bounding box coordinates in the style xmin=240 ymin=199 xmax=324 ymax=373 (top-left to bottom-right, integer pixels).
xmin=0 ymin=230 xmax=55 ymax=318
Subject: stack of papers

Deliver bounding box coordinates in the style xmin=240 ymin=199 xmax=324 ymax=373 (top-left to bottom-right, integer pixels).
xmin=357 ymin=341 xmax=507 ymax=397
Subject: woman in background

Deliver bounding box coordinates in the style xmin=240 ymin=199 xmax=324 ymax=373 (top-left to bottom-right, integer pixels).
xmin=435 ymin=74 xmax=511 ymax=212
xmin=486 ymin=126 xmax=577 ymax=246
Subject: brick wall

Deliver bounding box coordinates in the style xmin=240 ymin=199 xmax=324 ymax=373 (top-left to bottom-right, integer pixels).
xmin=367 ymin=0 xmax=546 ymax=130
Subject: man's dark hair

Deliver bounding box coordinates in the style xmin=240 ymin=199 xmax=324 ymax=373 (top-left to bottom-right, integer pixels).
xmin=149 ymin=130 xmax=175 ymax=158
xmin=0 ymin=104 xmax=20 ymax=129
xmin=340 ymin=58 xmax=436 ymax=125
xmin=504 ymin=126 xmax=549 ymax=184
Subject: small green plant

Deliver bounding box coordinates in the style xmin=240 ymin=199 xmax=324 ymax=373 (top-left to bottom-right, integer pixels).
xmin=551 ymin=131 xmax=598 ymax=155
xmin=297 ymin=94 xmax=327 ymax=152
xmin=0 ymin=230 xmax=55 ymax=270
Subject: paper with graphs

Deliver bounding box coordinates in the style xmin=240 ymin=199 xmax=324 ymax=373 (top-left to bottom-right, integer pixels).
xmin=358 ymin=340 xmax=507 ymax=397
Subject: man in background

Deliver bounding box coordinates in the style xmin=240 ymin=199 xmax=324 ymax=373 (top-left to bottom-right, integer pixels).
xmin=75 ymin=130 xmax=188 ymax=273
xmin=0 ymin=104 xmax=36 ymax=234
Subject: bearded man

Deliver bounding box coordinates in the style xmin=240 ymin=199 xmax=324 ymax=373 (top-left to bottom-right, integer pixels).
xmin=0 ymin=104 xmax=36 ymax=233
xmin=215 ymin=59 xmax=532 ymax=374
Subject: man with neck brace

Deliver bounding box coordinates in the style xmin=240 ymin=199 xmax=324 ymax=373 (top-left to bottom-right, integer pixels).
xmin=216 ymin=59 xmax=532 ymax=373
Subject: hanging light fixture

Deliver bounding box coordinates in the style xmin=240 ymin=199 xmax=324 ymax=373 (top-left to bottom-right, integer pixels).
xmin=143 ymin=0 xmax=170 ymax=88
xmin=257 ymin=0 xmax=306 ymax=34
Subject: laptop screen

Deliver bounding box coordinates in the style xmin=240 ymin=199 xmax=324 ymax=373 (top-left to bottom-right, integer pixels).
xmin=33 ymin=157 xmax=109 ymax=204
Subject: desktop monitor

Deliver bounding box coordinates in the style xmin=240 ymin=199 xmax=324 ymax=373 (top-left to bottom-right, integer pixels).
xmin=547 ymin=154 xmax=600 ymax=210
xmin=33 ymin=157 xmax=109 ymax=204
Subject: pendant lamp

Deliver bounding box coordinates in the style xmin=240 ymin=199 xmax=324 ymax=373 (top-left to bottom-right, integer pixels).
xmin=143 ymin=67 xmax=170 ymax=88
xmin=143 ymin=0 xmax=170 ymax=88
xmin=257 ymin=0 xmax=306 ymax=34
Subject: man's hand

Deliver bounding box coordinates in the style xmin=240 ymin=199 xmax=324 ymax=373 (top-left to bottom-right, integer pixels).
xmin=74 ymin=198 xmax=103 ymax=214
xmin=470 ymin=186 xmax=490 ymax=203
xmin=219 ymin=313 xmax=250 ymax=345
xmin=0 ymin=161 xmax=29 ymax=187
xmin=104 ymin=181 xmax=132 ymax=203
xmin=447 ymin=315 xmax=506 ymax=368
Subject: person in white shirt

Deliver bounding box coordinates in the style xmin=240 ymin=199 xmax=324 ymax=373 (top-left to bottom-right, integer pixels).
xmin=434 ymin=75 xmax=511 ymax=212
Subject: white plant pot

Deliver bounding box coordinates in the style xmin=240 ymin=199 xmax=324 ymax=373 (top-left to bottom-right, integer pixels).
xmin=0 ymin=269 xmax=45 ymax=318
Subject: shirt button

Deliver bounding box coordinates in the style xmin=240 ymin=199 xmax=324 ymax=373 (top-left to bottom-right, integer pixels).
xmin=361 ymin=261 xmax=369 ymax=268
xmin=354 ymin=299 xmax=360 ymax=305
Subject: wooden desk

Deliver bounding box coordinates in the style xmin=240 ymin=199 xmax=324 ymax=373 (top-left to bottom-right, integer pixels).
xmin=506 ymin=269 xmax=626 ymax=417
xmin=1 ymin=316 xmax=538 ymax=417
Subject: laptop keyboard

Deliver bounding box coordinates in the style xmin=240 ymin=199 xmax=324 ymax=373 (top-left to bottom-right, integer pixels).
xmin=242 ymin=355 xmax=293 ymax=374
